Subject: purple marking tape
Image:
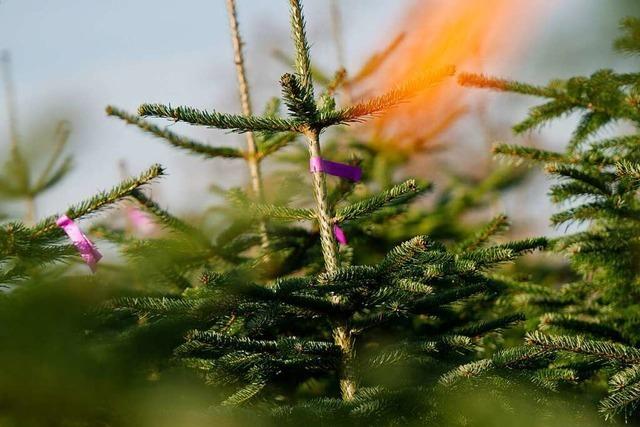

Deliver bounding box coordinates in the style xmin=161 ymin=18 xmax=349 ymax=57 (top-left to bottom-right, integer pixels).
xmin=309 ymin=156 xmax=362 ymax=182
xmin=333 ymin=224 xmax=348 ymax=246
xmin=309 ymin=156 xmax=360 ymax=246
xmin=56 ymin=215 xmax=102 ymax=273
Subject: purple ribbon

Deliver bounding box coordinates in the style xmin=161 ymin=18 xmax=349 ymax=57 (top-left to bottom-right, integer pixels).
xmin=56 ymin=215 xmax=102 ymax=273
xmin=333 ymin=224 xmax=348 ymax=245
xmin=310 ymin=156 xmax=362 ymax=246
xmin=309 ymin=156 xmax=362 ymax=182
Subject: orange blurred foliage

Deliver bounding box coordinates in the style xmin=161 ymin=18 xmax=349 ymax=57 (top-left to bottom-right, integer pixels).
xmin=350 ymin=0 xmax=553 ymax=153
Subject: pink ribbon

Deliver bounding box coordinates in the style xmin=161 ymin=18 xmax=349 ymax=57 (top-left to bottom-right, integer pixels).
xmin=56 ymin=215 xmax=102 ymax=272
xmin=309 ymin=156 xmax=362 ymax=182
xmin=127 ymin=206 xmax=157 ymax=236
xmin=310 ymin=156 xmax=362 ymax=246
xmin=333 ymin=224 xmax=348 ymax=245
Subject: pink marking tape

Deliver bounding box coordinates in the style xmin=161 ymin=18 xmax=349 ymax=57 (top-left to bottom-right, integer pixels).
xmin=127 ymin=206 xmax=157 ymax=236
xmin=310 ymin=156 xmax=362 ymax=246
xmin=56 ymin=215 xmax=102 ymax=273
xmin=333 ymin=224 xmax=348 ymax=245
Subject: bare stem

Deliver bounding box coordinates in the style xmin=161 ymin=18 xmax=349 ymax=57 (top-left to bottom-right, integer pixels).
xmin=24 ymin=196 xmax=36 ymax=226
xmin=225 ymin=0 xmax=270 ymax=253
xmin=334 ymin=325 xmax=357 ymax=400
xmin=306 ymin=128 xmax=339 ymax=273
xmin=306 ymin=127 xmax=357 ymax=400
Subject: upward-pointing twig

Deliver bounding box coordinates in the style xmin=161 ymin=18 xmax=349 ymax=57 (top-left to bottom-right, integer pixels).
xmin=289 ymin=0 xmax=314 ymax=98
xmin=1 ymin=51 xmax=36 ymax=224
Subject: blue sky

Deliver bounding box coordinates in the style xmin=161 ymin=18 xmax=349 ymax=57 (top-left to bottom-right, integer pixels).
xmin=0 ymin=0 xmax=638 ymax=232
xmin=0 ymin=0 xmax=415 ymax=217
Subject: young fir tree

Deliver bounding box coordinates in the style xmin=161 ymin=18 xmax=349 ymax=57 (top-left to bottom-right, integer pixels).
xmin=454 ymin=16 xmax=640 ymax=422
xmin=0 ymin=50 xmax=165 ymax=286
xmin=103 ymin=1 xmax=546 ymax=423
xmin=0 ymin=51 xmax=73 ymax=226
xmin=256 ymin=8 xmax=533 ymax=267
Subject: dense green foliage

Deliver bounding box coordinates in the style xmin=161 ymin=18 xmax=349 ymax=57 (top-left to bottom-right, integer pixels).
xmin=4 ymin=2 xmax=640 ymax=427
xmin=100 ymin=1 xmax=545 ymax=423
xmin=459 ymin=16 xmax=640 ymax=422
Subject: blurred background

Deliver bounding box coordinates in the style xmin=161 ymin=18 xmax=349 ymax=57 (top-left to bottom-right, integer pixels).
xmin=1 ymin=0 xmax=640 ymax=232
xmin=2 ymin=2 xmax=640 ymax=425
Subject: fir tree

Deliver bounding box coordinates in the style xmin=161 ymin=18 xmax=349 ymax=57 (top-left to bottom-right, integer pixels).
xmin=456 ymin=16 xmax=640 ymax=422
xmin=0 ymin=51 xmax=165 ymax=286
xmin=0 ymin=51 xmax=72 ymax=225
xmin=103 ymin=1 xmax=546 ymax=423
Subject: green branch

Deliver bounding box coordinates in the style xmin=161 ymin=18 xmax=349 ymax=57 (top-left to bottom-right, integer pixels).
xmin=138 ymin=104 xmax=299 ymax=133
xmin=334 ymin=179 xmax=423 ymax=223
xmin=339 ymin=66 xmax=455 ymax=122
xmin=33 ymin=164 xmax=165 ymax=236
xmin=526 ymin=331 xmax=640 ymax=364
xmin=178 ymin=330 xmax=340 ymax=357
xmin=457 ymin=214 xmax=509 ymax=252
xmin=458 ymin=73 xmax=559 ymax=98
xmin=107 ymin=106 xmax=243 ymax=158
xmin=228 ymin=190 xmax=316 ymax=222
